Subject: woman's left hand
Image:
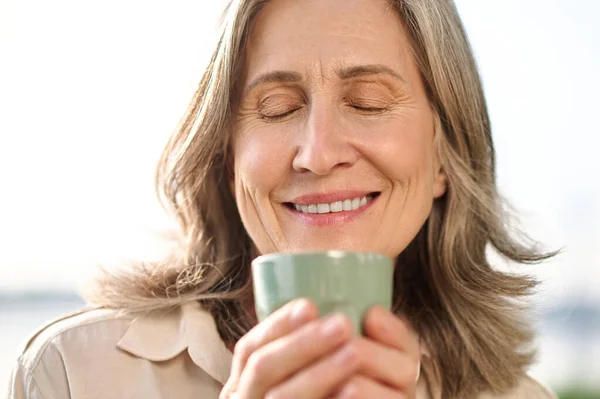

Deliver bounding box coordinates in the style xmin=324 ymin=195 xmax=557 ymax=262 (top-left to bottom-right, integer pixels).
xmin=332 ymin=305 xmax=421 ymax=399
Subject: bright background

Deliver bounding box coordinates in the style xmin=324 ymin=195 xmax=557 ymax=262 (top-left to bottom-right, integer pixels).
xmin=1 ymin=0 xmax=599 ymax=396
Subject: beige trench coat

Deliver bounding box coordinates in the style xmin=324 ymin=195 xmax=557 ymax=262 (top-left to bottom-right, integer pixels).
xmin=5 ymin=301 xmax=556 ymax=399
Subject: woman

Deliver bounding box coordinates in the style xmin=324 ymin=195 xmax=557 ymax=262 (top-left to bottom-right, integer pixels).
xmin=7 ymin=0 xmax=556 ymax=398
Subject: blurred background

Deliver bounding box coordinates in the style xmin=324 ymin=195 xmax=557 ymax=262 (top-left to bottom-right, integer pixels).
xmin=0 ymin=0 xmax=598 ymax=397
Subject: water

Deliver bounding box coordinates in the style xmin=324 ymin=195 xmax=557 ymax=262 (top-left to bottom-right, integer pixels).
xmin=532 ymin=303 xmax=600 ymax=390
xmin=1 ymin=292 xmax=599 ymax=395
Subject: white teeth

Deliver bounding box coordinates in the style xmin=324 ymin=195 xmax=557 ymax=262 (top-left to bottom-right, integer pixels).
xmin=342 ymin=199 xmax=352 ymax=211
xmin=293 ymin=195 xmax=375 ymax=214
xmin=330 ymin=201 xmax=343 ymax=212
xmin=317 ymin=203 xmax=330 ymax=213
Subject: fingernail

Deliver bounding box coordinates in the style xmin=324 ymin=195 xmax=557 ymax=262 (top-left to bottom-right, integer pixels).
xmin=377 ymin=306 xmax=392 ymax=328
xmin=290 ymin=299 xmax=312 ymax=325
xmin=365 ymin=305 xmax=388 ymax=334
xmin=321 ymin=314 xmax=347 ymax=338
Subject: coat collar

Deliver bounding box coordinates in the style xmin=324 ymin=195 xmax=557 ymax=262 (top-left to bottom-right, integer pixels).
xmin=117 ymin=301 xmax=233 ymax=385
xmin=116 ymin=301 xmax=439 ymax=397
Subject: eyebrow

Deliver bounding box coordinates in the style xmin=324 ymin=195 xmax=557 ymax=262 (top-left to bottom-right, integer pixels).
xmin=246 ymin=70 xmax=303 ymax=93
xmin=336 ymin=64 xmax=405 ymax=82
xmin=245 ymin=64 xmax=404 ymax=93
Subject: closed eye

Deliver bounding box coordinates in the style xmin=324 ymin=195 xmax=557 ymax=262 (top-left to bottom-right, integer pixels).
xmin=260 ymin=104 xmax=387 ymax=120
xmin=350 ymin=105 xmax=388 ymax=114
xmin=260 ymin=108 xmax=301 ymax=121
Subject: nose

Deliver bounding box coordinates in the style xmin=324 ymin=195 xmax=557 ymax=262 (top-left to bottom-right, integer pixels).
xmin=292 ymin=102 xmax=359 ymax=175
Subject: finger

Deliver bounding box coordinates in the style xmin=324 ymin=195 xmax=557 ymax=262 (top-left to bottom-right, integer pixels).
xmin=262 ymin=334 xmax=360 ymax=399
xmin=350 ymin=337 xmax=421 ymax=389
xmin=334 ymin=375 xmax=407 ymax=399
xmin=236 ymin=313 xmax=354 ymax=399
xmin=363 ymin=306 xmax=420 ymax=360
xmin=224 ymin=298 xmax=318 ymax=396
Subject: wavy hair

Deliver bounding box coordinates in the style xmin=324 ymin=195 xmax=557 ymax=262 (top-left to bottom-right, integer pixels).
xmin=86 ymin=1 xmax=554 ymax=397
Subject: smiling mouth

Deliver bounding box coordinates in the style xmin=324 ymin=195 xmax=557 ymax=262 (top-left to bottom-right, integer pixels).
xmin=286 ymin=192 xmax=380 ymax=214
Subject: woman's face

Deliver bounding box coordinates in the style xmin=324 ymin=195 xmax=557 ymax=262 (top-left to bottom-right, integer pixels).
xmin=231 ymin=0 xmax=446 ymax=258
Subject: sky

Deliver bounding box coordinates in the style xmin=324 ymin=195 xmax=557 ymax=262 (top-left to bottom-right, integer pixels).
xmin=0 ymin=0 xmax=598 ymax=306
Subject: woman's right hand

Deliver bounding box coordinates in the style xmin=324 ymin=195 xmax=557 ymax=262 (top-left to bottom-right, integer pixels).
xmin=219 ymin=298 xmax=358 ymax=399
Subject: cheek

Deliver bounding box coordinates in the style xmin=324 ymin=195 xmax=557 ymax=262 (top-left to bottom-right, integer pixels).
xmin=362 ymin=117 xmax=435 ymax=182
xmin=232 ymin=126 xmax=292 ymax=197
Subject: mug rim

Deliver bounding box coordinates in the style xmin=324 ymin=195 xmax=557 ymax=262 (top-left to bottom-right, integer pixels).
xmin=252 ymin=250 xmax=393 ymax=265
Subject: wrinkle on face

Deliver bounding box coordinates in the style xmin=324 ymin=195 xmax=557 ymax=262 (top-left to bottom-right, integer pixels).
xmin=237 ymin=173 xmax=289 ymax=252
xmin=230 ymin=0 xmax=446 ymax=257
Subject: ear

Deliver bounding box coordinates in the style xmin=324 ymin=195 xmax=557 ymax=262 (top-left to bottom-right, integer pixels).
xmin=225 ymin=146 xmax=236 ymax=199
xmin=433 ymin=164 xmax=447 ymax=199
xmin=432 ymin=112 xmax=447 ymax=199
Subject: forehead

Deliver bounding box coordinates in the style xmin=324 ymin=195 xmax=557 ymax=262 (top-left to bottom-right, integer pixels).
xmin=244 ymin=0 xmax=414 ymax=82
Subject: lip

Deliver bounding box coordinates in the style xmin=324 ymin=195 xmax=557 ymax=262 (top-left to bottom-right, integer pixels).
xmin=285 ymin=191 xmax=380 ymax=227
xmin=290 ymin=190 xmax=378 ymax=205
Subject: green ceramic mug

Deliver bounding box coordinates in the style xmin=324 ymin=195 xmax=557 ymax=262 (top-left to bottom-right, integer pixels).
xmin=251 ymin=251 xmax=394 ymax=335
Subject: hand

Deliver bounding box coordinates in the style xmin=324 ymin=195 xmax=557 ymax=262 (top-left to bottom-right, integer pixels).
xmin=220 ymin=298 xmax=358 ymax=399
xmin=332 ymin=305 xmax=421 ymax=399
xmin=219 ymin=300 xmax=421 ymax=399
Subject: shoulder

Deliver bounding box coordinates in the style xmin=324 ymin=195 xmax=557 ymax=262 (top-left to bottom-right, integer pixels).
xmin=6 ymin=301 xmax=230 ymax=398
xmin=516 ymin=375 xmax=556 ymax=399
xmin=480 ymin=374 xmax=556 ymax=399
xmin=16 ymin=306 xmax=134 ymax=370
xmin=7 ymin=307 xmax=135 ymax=398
